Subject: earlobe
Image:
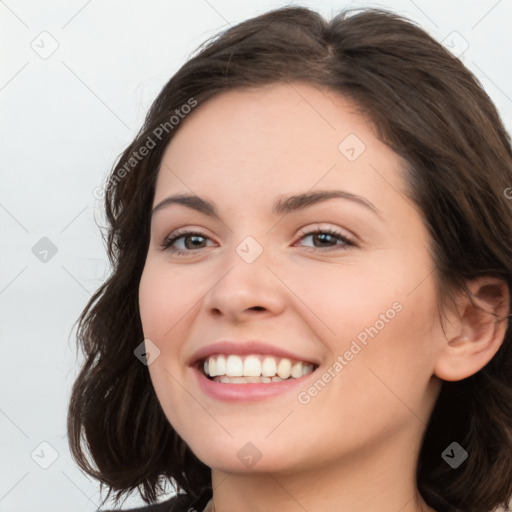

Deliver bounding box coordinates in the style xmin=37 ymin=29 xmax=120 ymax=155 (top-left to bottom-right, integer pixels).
xmin=433 ymin=277 xmax=510 ymax=382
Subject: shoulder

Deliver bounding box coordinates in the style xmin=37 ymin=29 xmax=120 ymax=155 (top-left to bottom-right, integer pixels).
xmin=99 ymin=488 xmax=213 ymax=512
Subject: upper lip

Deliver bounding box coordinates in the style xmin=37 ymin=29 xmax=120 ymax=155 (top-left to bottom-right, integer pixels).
xmin=188 ymin=340 xmax=320 ymax=367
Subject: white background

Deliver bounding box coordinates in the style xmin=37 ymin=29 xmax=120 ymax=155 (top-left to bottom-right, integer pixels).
xmin=1 ymin=1 xmax=511 ymax=511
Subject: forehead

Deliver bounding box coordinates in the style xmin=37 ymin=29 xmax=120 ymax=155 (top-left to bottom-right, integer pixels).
xmin=154 ymin=82 xmax=407 ymax=213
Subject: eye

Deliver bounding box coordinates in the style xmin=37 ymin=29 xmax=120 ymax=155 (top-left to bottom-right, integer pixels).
xmin=160 ymin=226 xmax=357 ymax=256
xmin=295 ymin=226 xmax=357 ymax=251
xmin=161 ymin=230 xmax=215 ymax=255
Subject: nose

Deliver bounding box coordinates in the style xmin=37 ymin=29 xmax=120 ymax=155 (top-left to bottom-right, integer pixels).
xmin=202 ymin=244 xmax=287 ymax=323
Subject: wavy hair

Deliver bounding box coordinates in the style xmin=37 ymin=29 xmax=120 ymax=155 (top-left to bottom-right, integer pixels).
xmin=67 ymin=6 xmax=512 ymax=511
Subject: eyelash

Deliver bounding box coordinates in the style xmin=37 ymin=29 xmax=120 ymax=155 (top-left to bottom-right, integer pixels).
xmin=160 ymin=227 xmax=357 ymax=256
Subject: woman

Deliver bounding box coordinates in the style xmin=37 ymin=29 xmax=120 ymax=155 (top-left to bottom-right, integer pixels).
xmin=67 ymin=6 xmax=512 ymax=512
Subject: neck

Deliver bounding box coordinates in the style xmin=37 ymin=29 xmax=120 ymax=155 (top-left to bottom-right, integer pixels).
xmin=209 ymin=428 xmax=436 ymax=512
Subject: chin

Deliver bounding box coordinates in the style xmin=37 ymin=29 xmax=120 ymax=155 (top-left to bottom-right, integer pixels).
xmin=187 ymin=436 xmax=305 ymax=475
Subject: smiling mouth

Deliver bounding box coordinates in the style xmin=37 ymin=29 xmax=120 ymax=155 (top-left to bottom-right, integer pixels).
xmin=199 ymin=353 xmax=319 ymax=383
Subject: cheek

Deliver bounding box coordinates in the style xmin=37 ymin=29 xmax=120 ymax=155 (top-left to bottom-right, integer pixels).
xmin=138 ymin=263 xmax=195 ymax=432
xmin=138 ymin=262 xmax=203 ymax=401
xmin=335 ymin=277 xmax=441 ymax=401
xmin=298 ymin=256 xmax=440 ymax=384
xmin=138 ymin=269 xmax=163 ymax=342
xmin=290 ymin=260 xmax=402 ymax=347
xmin=138 ymin=261 xmax=199 ymax=341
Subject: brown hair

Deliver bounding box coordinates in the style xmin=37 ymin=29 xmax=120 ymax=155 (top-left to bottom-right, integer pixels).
xmin=67 ymin=6 xmax=512 ymax=511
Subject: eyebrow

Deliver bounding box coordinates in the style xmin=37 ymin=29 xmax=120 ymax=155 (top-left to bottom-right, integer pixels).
xmin=151 ymin=190 xmax=382 ymax=221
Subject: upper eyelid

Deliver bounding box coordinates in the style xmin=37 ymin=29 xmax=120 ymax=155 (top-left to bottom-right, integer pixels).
xmin=296 ymin=224 xmax=355 ymax=239
xmin=165 ymin=224 xmax=353 ymax=239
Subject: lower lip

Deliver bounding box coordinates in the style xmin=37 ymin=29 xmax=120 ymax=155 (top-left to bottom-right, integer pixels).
xmin=191 ymin=365 xmax=317 ymax=402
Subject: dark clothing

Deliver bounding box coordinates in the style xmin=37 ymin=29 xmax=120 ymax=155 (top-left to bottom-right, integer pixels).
xmin=101 ymin=487 xmax=213 ymax=512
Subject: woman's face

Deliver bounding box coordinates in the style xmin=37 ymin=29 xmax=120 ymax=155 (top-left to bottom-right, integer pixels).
xmin=138 ymin=82 xmax=447 ymax=474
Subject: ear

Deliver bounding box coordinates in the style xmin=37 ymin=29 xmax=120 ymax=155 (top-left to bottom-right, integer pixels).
xmin=434 ymin=276 xmax=510 ymax=381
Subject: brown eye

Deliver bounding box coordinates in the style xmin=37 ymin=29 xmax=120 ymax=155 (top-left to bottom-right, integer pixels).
xmin=296 ymin=228 xmax=356 ymax=251
xmin=161 ymin=231 xmax=215 ymax=254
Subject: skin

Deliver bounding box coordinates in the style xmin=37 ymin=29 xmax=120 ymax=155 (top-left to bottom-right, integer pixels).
xmin=138 ymin=82 xmax=509 ymax=512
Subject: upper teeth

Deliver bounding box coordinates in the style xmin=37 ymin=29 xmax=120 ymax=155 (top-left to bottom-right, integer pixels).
xmin=203 ymin=354 xmax=315 ymax=379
